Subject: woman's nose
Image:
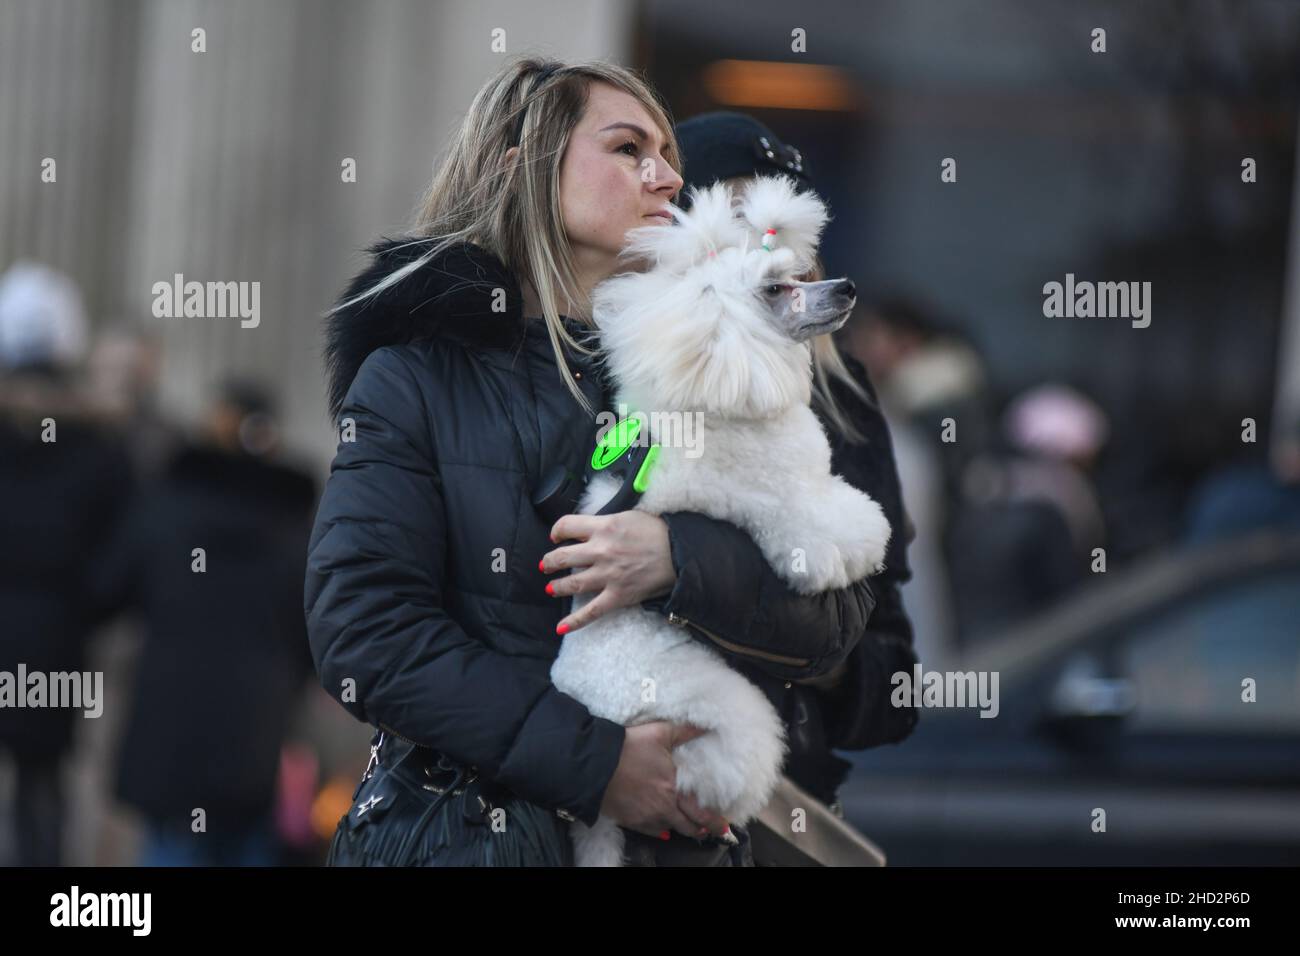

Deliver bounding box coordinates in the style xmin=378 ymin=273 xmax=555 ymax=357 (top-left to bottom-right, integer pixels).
xmin=653 ymin=159 xmax=683 ymax=197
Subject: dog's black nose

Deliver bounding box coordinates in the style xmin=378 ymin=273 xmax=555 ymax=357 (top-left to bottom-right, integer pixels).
xmin=835 ymin=279 xmax=856 ymax=299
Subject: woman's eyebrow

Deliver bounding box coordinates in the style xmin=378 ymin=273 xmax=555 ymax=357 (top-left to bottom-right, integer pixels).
xmin=598 ymin=122 xmax=666 ymax=153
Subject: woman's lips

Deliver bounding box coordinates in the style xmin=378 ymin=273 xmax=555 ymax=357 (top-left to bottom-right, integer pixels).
xmin=645 ymin=211 xmax=673 ymax=221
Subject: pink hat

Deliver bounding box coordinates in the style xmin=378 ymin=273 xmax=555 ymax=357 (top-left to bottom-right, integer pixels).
xmin=1004 ymin=384 xmax=1109 ymax=460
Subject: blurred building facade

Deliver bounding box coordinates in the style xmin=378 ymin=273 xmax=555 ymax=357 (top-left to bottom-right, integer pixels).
xmin=0 ymin=0 xmax=634 ymax=466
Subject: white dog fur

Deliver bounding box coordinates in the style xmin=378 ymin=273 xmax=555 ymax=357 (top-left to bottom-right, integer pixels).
xmin=549 ymin=176 xmax=892 ymax=866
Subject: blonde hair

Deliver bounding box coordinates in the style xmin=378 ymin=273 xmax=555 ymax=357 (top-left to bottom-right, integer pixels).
xmin=332 ymin=56 xmax=681 ymax=415
xmin=803 ymin=253 xmax=875 ymax=444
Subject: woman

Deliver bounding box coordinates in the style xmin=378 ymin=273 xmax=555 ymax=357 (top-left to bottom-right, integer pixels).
xmin=306 ymin=58 xmax=883 ymax=866
xmin=670 ymin=112 xmax=920 ymax=823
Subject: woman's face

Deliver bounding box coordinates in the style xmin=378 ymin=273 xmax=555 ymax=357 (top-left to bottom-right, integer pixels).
xmin=557 ymin=82 xmax=682 ymax=277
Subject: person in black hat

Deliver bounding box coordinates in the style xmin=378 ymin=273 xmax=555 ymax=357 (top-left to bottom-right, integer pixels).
xmin=675 ymin=111 xmax=815 ymax=202
xmin=673 ymin=111 xmax=921 ymax=816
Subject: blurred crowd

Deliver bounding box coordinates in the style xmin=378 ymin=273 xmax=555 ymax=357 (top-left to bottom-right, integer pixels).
xmin=0 ymin=260 xmax=351 ymax=867
xmin=842 ymin=296 xmax=1300 ymax=670
xmin=2 ymin=255 xmax=1298 ymax=866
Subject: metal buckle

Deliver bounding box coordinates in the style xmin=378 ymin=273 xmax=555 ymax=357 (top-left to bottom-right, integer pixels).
xmin=420 ymin=760 xmax=481 ymax=798
xmin=362 ymin=730 xmax=385 ymax=782
xmin=421 ymin=761 xmax=458 ymax=794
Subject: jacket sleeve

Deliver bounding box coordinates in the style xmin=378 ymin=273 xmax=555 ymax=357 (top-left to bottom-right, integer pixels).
xmin=642 ymin=510 xmax=877 ymax=683
xmin=305 ymin=346 xmax=625 ymax=827
xmin=814 ymin=353 xmax=920 ymax=749
xmin=820 ymin=577 xmax=920 ymax=749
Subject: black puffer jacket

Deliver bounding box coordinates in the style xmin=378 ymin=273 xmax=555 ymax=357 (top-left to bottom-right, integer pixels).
xmin=95 ymin=444 xmax=318 ymax=828
xmin=0 ymin=398 xmax=132 ymax=761
xmin=305 ymin=238 xmax=909 ymax=828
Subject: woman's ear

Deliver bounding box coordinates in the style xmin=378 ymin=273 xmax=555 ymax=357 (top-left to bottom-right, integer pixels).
xmin=501 ymin=146 xmax=519 ymax=170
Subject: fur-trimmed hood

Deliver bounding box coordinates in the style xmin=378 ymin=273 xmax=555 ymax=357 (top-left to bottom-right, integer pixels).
xmin=323 ymin=237 xmax=528 ymax=419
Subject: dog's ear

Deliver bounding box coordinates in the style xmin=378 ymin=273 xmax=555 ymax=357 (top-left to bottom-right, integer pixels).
xmin=619 ymin=181 xmax=749 ymax=272
xmin=736 ymin=175 xmax=828 ymax=271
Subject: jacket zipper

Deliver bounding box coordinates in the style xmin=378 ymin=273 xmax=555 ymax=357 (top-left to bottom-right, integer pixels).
xmin=666 ymin=611 xmax=812 ymax=667
xmin=377 ymin=721 xmax=431 ymax=749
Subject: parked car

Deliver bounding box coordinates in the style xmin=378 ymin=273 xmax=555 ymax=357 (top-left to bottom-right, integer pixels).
xmin=840 ymin=530 xmax=1300 ymax=865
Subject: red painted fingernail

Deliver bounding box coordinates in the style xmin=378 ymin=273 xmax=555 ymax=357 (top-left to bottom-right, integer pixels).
xmin=659 ymin=830 xmax=671 ymax=841
xmin=556 ymin=622 xmax=569 ymax=636
xmin=538 ymin=559 xmax=545 ymax=572
xmin=545 ymin=582 xmax=555 ymax=596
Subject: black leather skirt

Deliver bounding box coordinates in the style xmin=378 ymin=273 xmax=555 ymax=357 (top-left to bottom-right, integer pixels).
xmin=326 ymin=729 xmax=572 ymax=866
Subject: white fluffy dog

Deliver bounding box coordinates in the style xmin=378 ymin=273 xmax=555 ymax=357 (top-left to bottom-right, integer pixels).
xmin=550 ymin=176 xmax=892 ymax=866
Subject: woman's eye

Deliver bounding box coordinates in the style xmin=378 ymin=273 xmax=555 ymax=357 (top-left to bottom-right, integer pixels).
xmin=617 ymin=140 xmax=639 ymax=157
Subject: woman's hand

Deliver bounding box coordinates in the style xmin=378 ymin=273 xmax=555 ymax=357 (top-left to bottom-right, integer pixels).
xmin=541 ymin=511 xmax=676 ymax=633
xmin=599 ymin=721 xmax=731 ymax=840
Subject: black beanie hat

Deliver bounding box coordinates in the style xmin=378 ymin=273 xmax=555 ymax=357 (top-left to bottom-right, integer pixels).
xmin=674 ymin=111 xmax=814 ymax=209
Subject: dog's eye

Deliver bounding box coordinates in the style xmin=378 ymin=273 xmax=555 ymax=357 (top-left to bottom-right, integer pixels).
xmin=764 ymin=283 xmax=784 ymax=297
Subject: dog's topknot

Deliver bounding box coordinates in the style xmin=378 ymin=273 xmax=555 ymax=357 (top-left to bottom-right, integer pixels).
xmin=619 ymin=176 xmax=828 ymax=278
xmin=735 ymin=175 xmax=829 ymax=274
xmin=619 ymin=180 xmax=748 ymax=273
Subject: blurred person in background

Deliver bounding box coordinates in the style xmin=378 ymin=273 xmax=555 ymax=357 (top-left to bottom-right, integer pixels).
xmin=91 ymin=379 xmax=318 ymax=866
xmin=946 ymin=384 xmax=1108 ymax=644
xmin=673 ymin=112 xmax=920 ymax=819
xmin=851 ymin=296 xmax=995 ymax=493
xmin=1183 ymin=414 xmax=1300 ymax=545
xmin=0 ymin=260 xmax=133 ymax=866
xmin=85 ymin=322 xmax=180 ymax=480
xmin=846 ymin=297 xmax=998 ymax=666
xmin=999 ymin=384 xmax=1109 ymax=556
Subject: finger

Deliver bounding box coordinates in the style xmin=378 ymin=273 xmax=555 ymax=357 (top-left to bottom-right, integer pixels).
xmin=550 ymin=513 xmax=604 ymax=544
xmin=539 ymin=541 xmax=599 ymax=574
xmin=556 ymin=588 xmax=617 ymax=634
xmin=678 ymin=792 xmax=729 ymax=838
xmin=641 ymin=719 xmax=677 ymax=750
xmin=665 ymin=805 xmax=703 ymax=840
xmin=670 ymin=722 xmax=709 ymax=747
xmin=545 ymin=568 xmax=603 ymax=599
xmin=676 ymin=792 xmax=713 ymax=838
